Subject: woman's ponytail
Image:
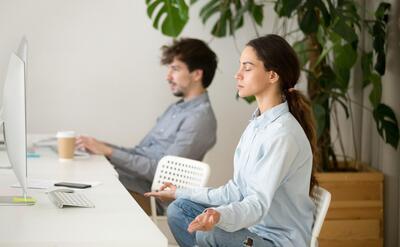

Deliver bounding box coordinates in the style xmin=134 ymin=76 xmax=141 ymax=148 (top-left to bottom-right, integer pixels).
xmin=285 ymin=90 xmax=319 ymax=193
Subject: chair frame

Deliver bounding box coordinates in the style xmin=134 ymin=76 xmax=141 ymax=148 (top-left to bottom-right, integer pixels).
xmin=150 ymin=155 xmax=210 ymax=223
xmin=310 ymin=186 xmax=331 ymax=247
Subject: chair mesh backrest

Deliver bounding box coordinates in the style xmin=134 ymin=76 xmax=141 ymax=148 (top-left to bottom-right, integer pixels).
xmin=151 ymin=155 xmax=210 ymax=191
xmin=311 ymin=186 xmax=331 ymax=246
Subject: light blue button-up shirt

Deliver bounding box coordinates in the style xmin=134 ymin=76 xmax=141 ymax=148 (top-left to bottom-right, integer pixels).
xmin=176 ymin=101 xmax=315 ymax=247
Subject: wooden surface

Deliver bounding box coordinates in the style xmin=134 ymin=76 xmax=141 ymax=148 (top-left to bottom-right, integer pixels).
xmin=316 ymin=171 xmax=384 ymax=247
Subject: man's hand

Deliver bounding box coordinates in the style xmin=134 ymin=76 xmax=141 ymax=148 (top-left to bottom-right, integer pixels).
xmin=144 ymin=182 xmax=177 ymax=202
xmin=187 ymin=208 xmax=220 ymax=233
xmin=76 ymin=136 xmax=113 ymax=156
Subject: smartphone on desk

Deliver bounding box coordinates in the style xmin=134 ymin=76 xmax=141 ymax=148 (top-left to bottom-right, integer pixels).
xmin=54 ymin=182 xmax=91 ymax=189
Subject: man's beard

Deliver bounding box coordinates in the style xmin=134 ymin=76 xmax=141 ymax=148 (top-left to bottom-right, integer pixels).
xmin=172 ymin=91 xmax=184 ymax=97
xmin=168 ymin=81 xmax=184 ymax=97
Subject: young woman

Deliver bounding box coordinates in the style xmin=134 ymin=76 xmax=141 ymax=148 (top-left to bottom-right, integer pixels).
xmin=145 ymin=34 xmax=318 ymax=247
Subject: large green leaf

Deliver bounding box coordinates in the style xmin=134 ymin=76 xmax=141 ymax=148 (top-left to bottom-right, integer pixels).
xmin=211 ymin=8 xmax=233 ymax=37
xmin=371 ymin=2 xmax=390 ymax=75
xmin=274 ymin=0 xmax=301 ymax=18
xmin=373 ymin=103 xmax=399 ymax=149
xmin=361 ymin=51 xmax=373 ymax=88
xmin=319 ymin=65 xmax=337 ymax=89
xmin=249 ymin=0 xmax=264 ymax=26
xmin=334 ymin=43 xmax=357 ymax=70
xmin=375 ymin=2 xmax=391 ymax=19
xmin=200 ymin=0 xmax=263 ymax=37
xmin=368 ymin=73 xmax=382 ymax=108
xmin=233 ymin=1 xmax=247 ymax=29
xmin=146 ymin=0 xmax=189 ymax=37
xmin=331 ymin=18 xmax=358 ymax=43
xmin=367 ymin=3 xmax=390 ymax=76
xmin=199 ymin=0 xmax=219 ymax=23
xmin=199 ymin=0 xmax=233 ymax=37
xmin=330 ymin=42 xmax=355 ymax=91
xmin=315 ymin=0 xmax=331 ymax=26
xmin=299 ymin=9 xmax=319 ymax=34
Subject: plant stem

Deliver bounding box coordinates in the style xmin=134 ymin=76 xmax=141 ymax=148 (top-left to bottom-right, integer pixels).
xmin=347 ymin=92 xmax=360 ymax=161
xmin=332 ymin=103 xmax=348 ymax=166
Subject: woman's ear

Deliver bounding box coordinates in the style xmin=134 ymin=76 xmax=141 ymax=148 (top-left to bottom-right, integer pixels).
xmin=268 ymin=70 xmax=280 ymax=84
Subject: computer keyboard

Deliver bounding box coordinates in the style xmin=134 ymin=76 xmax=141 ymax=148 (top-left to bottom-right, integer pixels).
xmin=48 ymin=190 xmax=95 ymax=208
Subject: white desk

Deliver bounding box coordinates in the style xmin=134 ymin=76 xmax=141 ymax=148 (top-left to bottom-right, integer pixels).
xmin=0 ymin=140 xmax=167 ymax=246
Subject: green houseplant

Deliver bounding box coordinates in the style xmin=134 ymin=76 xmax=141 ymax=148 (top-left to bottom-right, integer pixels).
xmin=145 ymin=0 xmax=399 ymax=172
xmin=145 ymin=1 xmax=398 ymax=246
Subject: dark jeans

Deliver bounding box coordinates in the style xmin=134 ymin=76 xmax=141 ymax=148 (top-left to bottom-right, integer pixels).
xmin=167 ymin=198 xmax=276 ymax=247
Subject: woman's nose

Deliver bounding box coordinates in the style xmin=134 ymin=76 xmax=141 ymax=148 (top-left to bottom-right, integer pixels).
xmin=235 ymin=71 xmax=242 ymax=80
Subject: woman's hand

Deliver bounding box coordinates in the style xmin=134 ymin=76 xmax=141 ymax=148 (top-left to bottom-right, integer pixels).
xmin=187 ymin=208 xmax=220 ymax=233
xmin=144 ymin=182 xmax=177 ymax=202
xmin=76 ymin=136 xmax=112 ymax=156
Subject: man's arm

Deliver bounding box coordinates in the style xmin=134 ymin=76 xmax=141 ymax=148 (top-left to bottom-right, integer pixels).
xmin=109 ymin=110 xmax=216 ymax=182
xmin=76 ymin=136 xmax=113 ymax=156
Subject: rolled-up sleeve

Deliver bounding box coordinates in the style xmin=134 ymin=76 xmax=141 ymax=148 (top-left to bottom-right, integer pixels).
xmin=108 ymin=147 xmax=159 ymax=181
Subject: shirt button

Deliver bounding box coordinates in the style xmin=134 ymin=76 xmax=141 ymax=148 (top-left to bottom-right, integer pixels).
xmin=172 ymin=115 xmax=176 ymax=119
xmin=160 ymin=129 xmax=164 ymax=132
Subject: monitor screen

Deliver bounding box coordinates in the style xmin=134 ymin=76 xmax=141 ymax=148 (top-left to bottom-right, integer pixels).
xmin=2 ymin=52 xmax=28 ymax=197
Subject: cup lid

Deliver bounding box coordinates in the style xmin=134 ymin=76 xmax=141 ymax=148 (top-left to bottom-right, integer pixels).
xmin=56 ymin=131 xmax=76 ymax=138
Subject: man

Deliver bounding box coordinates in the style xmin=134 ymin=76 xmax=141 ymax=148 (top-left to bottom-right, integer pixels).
xmin=77 ymin=38 xmax=218 ymax=214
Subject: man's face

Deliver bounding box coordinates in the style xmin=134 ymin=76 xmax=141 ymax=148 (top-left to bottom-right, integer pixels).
xmin=165 ymin=58 xmax=198 ymax=98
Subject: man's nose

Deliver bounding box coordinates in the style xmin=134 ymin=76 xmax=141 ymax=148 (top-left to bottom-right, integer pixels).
xmin=166 ymin=71 xmax=172 ymax=81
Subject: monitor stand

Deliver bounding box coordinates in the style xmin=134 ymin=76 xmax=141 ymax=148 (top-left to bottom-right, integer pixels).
xmin=0 ymin=196 xmax=35 ymax=206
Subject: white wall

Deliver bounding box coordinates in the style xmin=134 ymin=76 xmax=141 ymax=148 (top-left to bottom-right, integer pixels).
xmin=0 ymin=0 xmax=277 ymax=187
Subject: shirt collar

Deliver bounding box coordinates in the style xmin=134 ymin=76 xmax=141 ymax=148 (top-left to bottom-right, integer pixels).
xmin=175 ymin=91 xmax=209 ymax=110
xmin=251 ymin=101 xmax=289 ymax=128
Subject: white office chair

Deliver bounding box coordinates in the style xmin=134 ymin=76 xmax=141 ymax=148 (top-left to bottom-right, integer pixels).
xmin=310 ymin=186 xmax=331 ymax=247
xmin=150 ymin=155 xmax=210 ymax=224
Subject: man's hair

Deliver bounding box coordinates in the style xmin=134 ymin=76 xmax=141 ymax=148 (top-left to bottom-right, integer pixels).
xmin=161 ymin=38 xmax=218 ymax=88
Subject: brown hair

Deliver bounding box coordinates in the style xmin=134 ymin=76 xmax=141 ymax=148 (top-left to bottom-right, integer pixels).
xmin=247 ymin=34 xmax=318 ymax=194
xmin=161 ymin=38 xmax=218 ymax=88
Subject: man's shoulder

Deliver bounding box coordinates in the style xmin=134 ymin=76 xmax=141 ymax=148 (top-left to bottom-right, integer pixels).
xmin=189 ymin=101 xmax=215 ymax=118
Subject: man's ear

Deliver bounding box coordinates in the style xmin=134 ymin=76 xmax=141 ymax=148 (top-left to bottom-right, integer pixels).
xmin=191 ymin=69 xmax=203 ymax=83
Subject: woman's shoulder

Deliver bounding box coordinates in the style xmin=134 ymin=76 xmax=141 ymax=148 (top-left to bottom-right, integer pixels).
xmin=266 ymin=112 xmax=307 ymax=142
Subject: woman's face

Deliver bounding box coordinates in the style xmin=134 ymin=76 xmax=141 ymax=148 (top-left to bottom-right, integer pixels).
xmin=235 ymin=46 xmax=273 ymax=98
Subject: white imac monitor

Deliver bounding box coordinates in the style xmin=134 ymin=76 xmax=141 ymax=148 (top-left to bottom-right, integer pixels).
xmin=17 ymin=37 xmax=28 ymax=65
xmin=0 ymin=39 xmax=35 ymax=205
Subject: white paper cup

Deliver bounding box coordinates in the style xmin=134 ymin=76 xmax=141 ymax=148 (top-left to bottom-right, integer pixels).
xmin=56 ymin=131 xmax=76 ymax=161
